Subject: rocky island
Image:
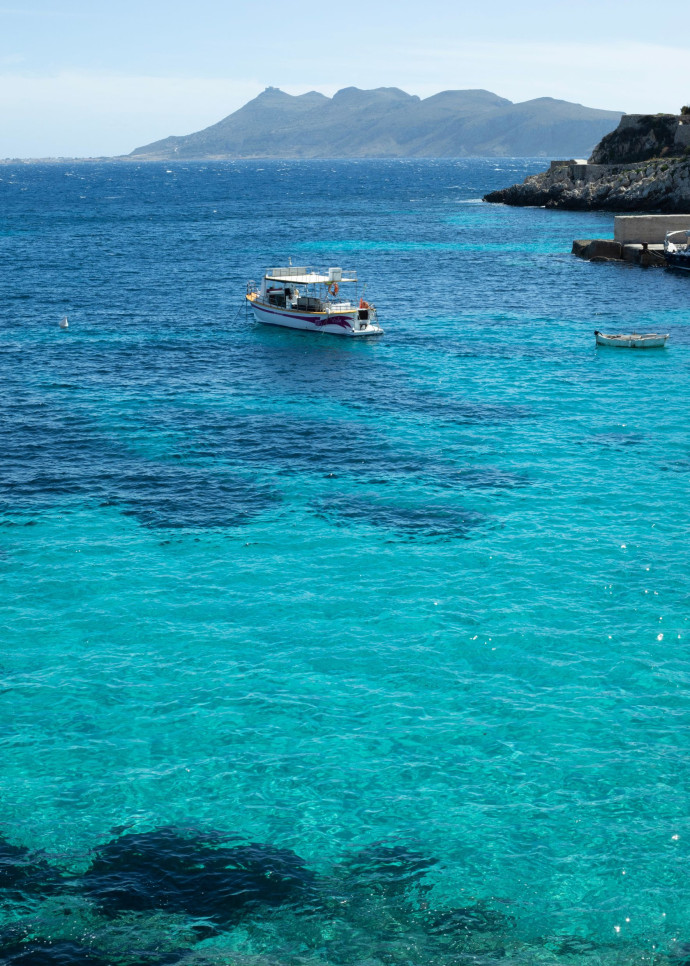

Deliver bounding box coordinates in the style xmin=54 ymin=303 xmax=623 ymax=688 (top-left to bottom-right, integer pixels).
xmin=484 ymin=112 xmax=690 ymax=211
xmin=129 ymin=86 xmax=621 ymax=160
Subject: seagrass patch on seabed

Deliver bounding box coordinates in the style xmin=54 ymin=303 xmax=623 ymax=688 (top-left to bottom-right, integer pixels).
xmin=104 ymin=465 xmax=278 ymax=530
xmin=0 ymin=941 xmax=111 ymax=965
xmin=79 ymin=826 xmax=316 ymax=926
xmin=0 ymin=836 xmax=64 ymax=901
xmin=0 ymin=404 xmax=279 ymax=529
xmin=585 ymin=431 xmax=645 ymax=449
xmin=315 ymin=493 xmax=487 ymax=540
xmin=435 ymin=466 xmax=530 ymax=490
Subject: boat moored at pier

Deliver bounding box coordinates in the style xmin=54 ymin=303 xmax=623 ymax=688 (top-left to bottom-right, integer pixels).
xmin=664 ymin=229 xmax=690 ymax=270
xmin=246 ymin=266 xmax=383 ymax=337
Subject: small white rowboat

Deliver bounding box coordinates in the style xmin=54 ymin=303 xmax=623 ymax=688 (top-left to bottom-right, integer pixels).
xmin=594 ymin=330 xmax=668 ymax=348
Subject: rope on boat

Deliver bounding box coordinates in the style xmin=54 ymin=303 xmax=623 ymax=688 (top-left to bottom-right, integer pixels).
xmin=231 ymin=301 xmax=247 ymax=324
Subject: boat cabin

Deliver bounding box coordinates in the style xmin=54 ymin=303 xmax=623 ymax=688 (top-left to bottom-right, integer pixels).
xmin=253 ymin=267 xmax=361 ymax=311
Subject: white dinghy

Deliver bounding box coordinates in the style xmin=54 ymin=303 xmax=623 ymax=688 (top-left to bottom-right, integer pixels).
xmin=594 ymin=330 xmax=668 ymax=348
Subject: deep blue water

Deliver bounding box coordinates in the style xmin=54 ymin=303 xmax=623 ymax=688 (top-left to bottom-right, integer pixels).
xmin=0 ymin=159 xmax=689 ymax=966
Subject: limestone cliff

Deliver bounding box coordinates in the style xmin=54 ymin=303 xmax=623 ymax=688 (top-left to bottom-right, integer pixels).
xmin=484 ymin=113 xmax=690 ymax=211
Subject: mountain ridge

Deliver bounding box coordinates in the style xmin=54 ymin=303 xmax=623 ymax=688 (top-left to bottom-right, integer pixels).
xmin=129 ymin=86 xmax=623 ymax=160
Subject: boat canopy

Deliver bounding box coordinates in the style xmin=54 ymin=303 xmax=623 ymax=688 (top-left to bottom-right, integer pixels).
xmin=266 ymin=267 xmax=357 ymax=284
xmin=664 ymin=229 xmax=690 ymax=241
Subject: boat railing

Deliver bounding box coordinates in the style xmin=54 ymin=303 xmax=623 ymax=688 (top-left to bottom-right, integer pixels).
xmin=271 ymin=267 xmax=308 ymax=278
xmin=268 ymin=266 xmax=359 ymax=282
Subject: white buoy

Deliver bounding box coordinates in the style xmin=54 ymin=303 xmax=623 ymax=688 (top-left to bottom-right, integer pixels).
xmin=59 ymin=316 xmax=69 ymax=329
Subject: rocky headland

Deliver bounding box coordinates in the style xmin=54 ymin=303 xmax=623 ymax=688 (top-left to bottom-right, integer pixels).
xmin=484 ymin=113 xmax=690 ymax=211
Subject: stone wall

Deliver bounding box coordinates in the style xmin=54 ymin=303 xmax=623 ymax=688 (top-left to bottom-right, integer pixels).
xmin=614 ymin=214 xmax=690 ymax=243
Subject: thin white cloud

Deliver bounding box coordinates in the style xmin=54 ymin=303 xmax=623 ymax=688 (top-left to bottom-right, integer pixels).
xmin=285 ymin=39 xmax=685 ymax=116
xmin=0 ymin=39 xmax=684 ymax=158
xmin=0 ymin=72 xmax=263 ymax=157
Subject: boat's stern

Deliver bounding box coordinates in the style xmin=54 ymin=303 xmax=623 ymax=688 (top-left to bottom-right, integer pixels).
xmin=351 ymin=319 xmax=384 ymax=336
xmin=350 ymin=300 xmax=382 ymax=336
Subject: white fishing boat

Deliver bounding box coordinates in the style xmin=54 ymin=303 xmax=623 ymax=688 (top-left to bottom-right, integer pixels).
xmin=664 ymin=229 xmax=690 ymax=270
xmin=246 ymin=266 xmax=383 ymax=337
xmin=594 ymin=330 xmax=668 ymax=348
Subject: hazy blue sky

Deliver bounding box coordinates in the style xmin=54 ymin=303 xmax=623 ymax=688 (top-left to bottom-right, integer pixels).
xmin=0 ymin=0 xmax=685 ymax=157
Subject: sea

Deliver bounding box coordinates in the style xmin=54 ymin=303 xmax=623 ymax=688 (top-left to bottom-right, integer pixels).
xmin=0 ymin=158 xmax=688 ymax=966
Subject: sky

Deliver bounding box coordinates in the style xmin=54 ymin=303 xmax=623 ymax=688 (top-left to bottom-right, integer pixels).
xmin=0 ymin=0 xmax=686 ymax=158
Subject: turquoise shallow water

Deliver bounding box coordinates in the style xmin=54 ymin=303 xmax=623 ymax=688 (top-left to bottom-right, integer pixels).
xmin=0 ymin=159 xmax=689 ymax=965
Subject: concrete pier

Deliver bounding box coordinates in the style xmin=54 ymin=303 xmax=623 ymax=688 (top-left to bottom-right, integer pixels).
xmin=614 ymin=214 xmax=690 ymax=244
xmin=573 ymin=214 xmax=690 ymax=267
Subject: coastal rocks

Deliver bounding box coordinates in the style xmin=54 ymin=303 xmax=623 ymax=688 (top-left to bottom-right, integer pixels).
xmin=484 ymin=156 xmax=690 ymax=211
xmin=484 ymin=112 xmax=690 ymax=211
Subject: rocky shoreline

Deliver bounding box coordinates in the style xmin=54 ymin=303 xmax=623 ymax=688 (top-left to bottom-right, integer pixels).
xmin=484 ymin=113 xmax=690 ymax=211
xmin=484 ymin=156 xmax=690 ymax=211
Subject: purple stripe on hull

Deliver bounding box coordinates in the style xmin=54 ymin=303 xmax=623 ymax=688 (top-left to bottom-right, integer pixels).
xmin=313 ymin=316 xmax=352 ymax=330
xmin=253 ymin=303 xmax=353 ymax=330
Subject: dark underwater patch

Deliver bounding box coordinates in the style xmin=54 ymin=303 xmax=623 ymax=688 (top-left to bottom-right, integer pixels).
xmin=103 ymin=465 xmax=277 ymax=529
xmin=337 ymin=843 xmax=438 ymax=896
xmin=182 ymin=411 xmax=405 ymax=479
xmin=0 ymin=836 xmax=63 ymax=901
xmin=440 ymin=466 xmax=529 ymax=490
xmin=669 ymin=942 xmax=690 ymax=966
xmin=660 ymin=458 xmax=690 ymax=473
xmin=586 ymin=431 xmax=645 ymax=449
xmin=0 ymin=400 xmax=276 ymax=528
xmin=80 ymin=827 xmax=315 ymax=927
xmin=317 ymin=494 xmax=485 ymax=539
xmin=1 ymin=387 xmax=524 ymax=531
xmin=556 ymin=936 xmax=600 ymax=956
xmin=422 ymin=905 xmax=514 ymax=939
xmin=0 ymin=942 xmax=110 ymax=966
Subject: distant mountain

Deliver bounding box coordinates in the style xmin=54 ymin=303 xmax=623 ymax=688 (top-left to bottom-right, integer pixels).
xmin=129 ymin=86 xmax=623 ymax=160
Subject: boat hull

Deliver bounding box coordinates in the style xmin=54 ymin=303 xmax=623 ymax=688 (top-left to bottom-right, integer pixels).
xmin=247 ymin=297 xmax=382 ymax=336
xmin=594 ymin=330 xmax=668 ymax=348
xmin=665 ymin=252 xmax=690 ymax=270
